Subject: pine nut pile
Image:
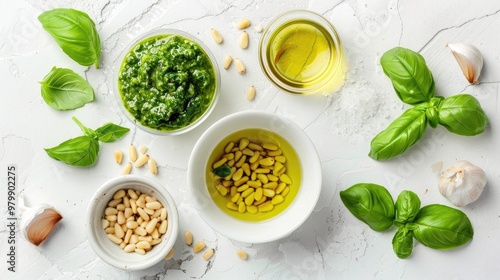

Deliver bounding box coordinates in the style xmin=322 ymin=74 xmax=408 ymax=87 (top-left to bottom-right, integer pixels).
xmin=212 ymin=138 xmax=292 ymax=214
xmin=102 ymin=189 xmax=168 ymax=255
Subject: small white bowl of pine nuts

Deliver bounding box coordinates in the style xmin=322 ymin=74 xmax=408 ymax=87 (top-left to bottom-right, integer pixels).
xmin=86 ymin=175 xmax=179 ymax=270
xmin=188 ymin=111 xmax=322 ymax=243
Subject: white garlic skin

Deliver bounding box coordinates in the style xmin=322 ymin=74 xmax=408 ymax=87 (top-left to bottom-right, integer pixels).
xmin=447 ymin=43 xmax=484 ymax=85
xmin=438 ymin=160 xmax=487 ymax=207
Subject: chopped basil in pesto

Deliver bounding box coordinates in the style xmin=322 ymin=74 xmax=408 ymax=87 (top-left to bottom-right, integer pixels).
xmin=118 ymin=34 xmax=216 ymax=132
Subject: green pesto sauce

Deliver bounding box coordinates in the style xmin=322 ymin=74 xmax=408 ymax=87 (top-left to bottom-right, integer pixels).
xmin=118 ymin=34 xmax=216 ymax=132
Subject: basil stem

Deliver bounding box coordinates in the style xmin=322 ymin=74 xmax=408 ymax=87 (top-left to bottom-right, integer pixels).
xmin=339 ymin=183 xmax=395 ymax=232
xmin=39 ymin=8 xmax=101 ymax=68
xmin=438 ymin=94 xmax=488 ymax=136
xmin=412 ymin=204 xmax=474 ymax=250
xmin=40 ymin=67 xmax=94 ymax=111
xmin=380 ymin=47 xmax=435 ymax=105
xmin=369 ymin=107 xmax=427 ymax=160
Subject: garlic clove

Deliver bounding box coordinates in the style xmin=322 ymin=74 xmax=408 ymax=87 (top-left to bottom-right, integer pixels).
xmin=19 ymin=194 xmax=63 ymax=246
xmin=447 ymin=43 xmax=484 ymax=85
xmin=438 ymin=160 xmax=487 ymax=207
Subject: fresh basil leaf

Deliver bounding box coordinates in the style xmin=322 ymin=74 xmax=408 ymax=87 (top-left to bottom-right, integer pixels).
xmin=339 ymin=183 xmax=395 ymax=232
xmin=213 ymin=165 xmax=231 ymax=177
xmin=40 ymin=67 xmax=94 ymax=110
xmin=381 ymin=47 xmax=435 ymax=105
xmin=412 ymin=204 xmax=474 ymax=250
xmin=39 ymin=8 xmax=101 ymax=68
xmin=369 ymin=107 xmax=427 ymax=160
xmin=392 ymin=227 xmax=414 ymax=259
xmin=395 ymin=190 xmax=421 ymax=224
xmin=72 ymin=116 xmax=97 ymax=139
xmin=438 ymin=94 xmax=487 ymax=136
xmin=95 ymin=123 xmax=130 ymax=143
xmin=45 ymin=135 xmax=100 ymax=167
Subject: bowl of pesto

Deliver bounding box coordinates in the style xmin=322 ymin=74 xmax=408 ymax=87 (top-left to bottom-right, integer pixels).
xmin=115 ymin=29 xmax=220 ymax=135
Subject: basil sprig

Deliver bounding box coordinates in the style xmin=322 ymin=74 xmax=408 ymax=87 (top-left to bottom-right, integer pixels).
xmin=40 ymin=67 xmax=94 ymax=110
xmin=39 ymin=8 xmax=101 ymax=68
xmin=369 ymin=47 xmax=487 ymax=160
xmin=340 ymin=184 xmax=474 ymax=259
xmin=45 ymin=117 xmax=129 ymax=167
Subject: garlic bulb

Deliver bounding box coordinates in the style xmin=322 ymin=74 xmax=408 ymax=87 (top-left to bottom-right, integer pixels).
xmin=438 ymin=160 xmax=487 ymax=207
xmin=447 ymin=43 xmax=483 ymax=85
xmin=19 ymin=194 xmax=63 ymax=246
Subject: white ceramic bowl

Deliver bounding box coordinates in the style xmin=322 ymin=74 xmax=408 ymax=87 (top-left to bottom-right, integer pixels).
xmin=114 ymin=28 xmax=220 ymax=135
xmin=86 ymin=175 xmax=179 ymax=270
xmin=188 ymin=111 xmax=322 ymax=243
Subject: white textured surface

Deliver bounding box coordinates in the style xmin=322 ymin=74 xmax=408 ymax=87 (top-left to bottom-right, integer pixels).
xmin=1 ymin=0 xmax=500 ymax=279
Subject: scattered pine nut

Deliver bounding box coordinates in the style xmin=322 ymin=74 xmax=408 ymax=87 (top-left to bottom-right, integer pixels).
xmin=236 ymin=249 xmax=248 ymax=260
xmin=246 ymin=85 xmax=256 ymax=100
xmin=254 ymin=25 xmax=263 ymax=33
xmin=239 ymin=31 xmax=249 ymax=49
xmin=236 ymin=18 xmax=251 ymax=29
xmin=165 ymin=248 xmax=175 ymax=260
xmin=114 ymin=150 xmax=123 ymax=164
xmin=203 ymin=248 xmax=215 ymax=261
xmin=139 ymin=146 xmax=148 ymax=154
xmin=234 ymin=59 xmax=246 ymax=74
xmin=223 ymin=55 xmax=233 ymax=70
xmin=184 ymin=230 xmax=193 ymax=246
xmin=129 ymin=145 xmax=137 ymax=162
xmin=134 ymin=154 xmax=150 ymax=168
xmin=122 ymin=162 xmax=132 ymax=175
xmin=211 ymin=28 xmax=223 ymax=44
xmin=193 ymin=241 xmax=206 ymax=253
xmin=148 ymin=158 xmax=158 ymax=175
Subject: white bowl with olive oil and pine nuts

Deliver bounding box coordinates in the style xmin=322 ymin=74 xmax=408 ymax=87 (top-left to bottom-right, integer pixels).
xmin=188 ymin=111 xmax=322 ymax=243
xmin=86 ymin=175 xmax=179 ymax=270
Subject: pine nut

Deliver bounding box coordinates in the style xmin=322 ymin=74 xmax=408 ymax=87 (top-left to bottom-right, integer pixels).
xmin=136 ymin=240 xmax=151 ymax=250
xmin=128 ymin=189 xmax=138 ymax=199
xmin=139 ymin=146 xmax=148 ymax=154
xmin=105 ymin=207 xmax=118 ymax=215
xmin=108 ymin=199 xmax=121 ymax=207
xmin=137 ymin=207 xmax=150 ymax=221
xmin=234 ymin=58 xmax=246 ymax=74
xmin=136 ymin=196 xmax=146 ymax=208
xmin=247 ymin=205 xmax=258 ymax=214
xmin=236 ymin=249 xmax=248 ymax=260
xmin=184 ymin=230 xmax=193 ymax=246
xmin=151 ymin=238 xmax=162 ymax=246
xmin=272 ymin=195 xmax=284 ymax=205
xmin=246 ymin=85 xmax=255 ymax=100
xmin=117 ymin=211 xmax=126 ymax=225
xmin=281 ymin=186 xmax=290 ymax=197
xmin=106 ymin=215 xmax=117 ymax=222
xmin=124 ymin=229 xmax=133 ymax=243
xmin=102 ymin=219 xmax=109 ymax=229
xmin=146 ymin=218 xmax=158 ymax=234
xmin=280 ymin=174 xmax=292 ymax=184
xmin=114 ymin=150 xmax=123 ymax=164
xmin=165 ymin=248 xmax=175 ymax=260
xmin=134 ymin=154 xmax=150 ymax=168
xmin=160 ymin=208 xmax=167 ymax=221
xmin=203 ymin=248 xmax=215 ymax=261
xmin=254 ymin=25 xmax=263 ymax=33
xmin=211 ymin=28 xmax=223 ymax=44
xmin=159 ymin=220 xmax=168 ymax=234
xmin=148 ymin=158 xmax=158 ymax=174
xmin=223 ymin=55 xmax=233 ymax=70
xmin=107 ymin=234 xmax=122 ymax=244
xmin=236 ymin=18 xmax=251 ymax=29
xmin=135 ymin=227 xmax=147 ymax=236
xmin=193 ymin=241 xmax=206 ymax=253
xmin=122 ymin=162 xmax=132 ymax=175
xmin=239 ymin=31 xmax=249 ymax=49
xmin=129 ymin=145 xmax=137 ymax=162
xmin=134 ymin=248 xmax=146 ymax=255
xmin=115 ymin=223 xmax=125 ymax=238
xmin=146 ymin=201 xmax=162 ymax=210
xmin=124 ymin=244 xmax=135 ymax=253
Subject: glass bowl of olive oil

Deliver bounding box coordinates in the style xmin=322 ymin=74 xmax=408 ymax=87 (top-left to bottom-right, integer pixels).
xmin=259 ymin=10 xmax=345 ymax=95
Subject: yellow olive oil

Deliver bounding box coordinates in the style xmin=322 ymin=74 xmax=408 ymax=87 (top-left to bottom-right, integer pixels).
xmin=206 ymin=129 xmax=301 ymax=222
xmin=267 ymin=19 xmax=344 ymax=93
